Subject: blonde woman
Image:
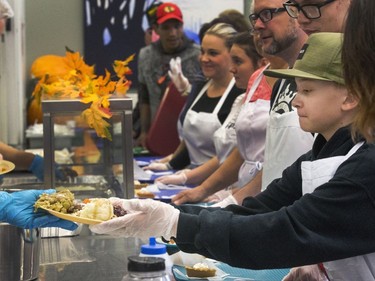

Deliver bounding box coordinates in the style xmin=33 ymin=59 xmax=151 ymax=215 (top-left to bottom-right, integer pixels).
xmin=145 ymin=23 xmax=243 ymax=170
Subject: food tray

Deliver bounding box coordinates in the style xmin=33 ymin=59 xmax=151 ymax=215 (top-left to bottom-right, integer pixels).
xmin=173 ymin=264 xmax=290 ymax=281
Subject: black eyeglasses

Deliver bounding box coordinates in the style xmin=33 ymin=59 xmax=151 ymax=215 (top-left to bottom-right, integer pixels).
xmin=248 ymin=7 xmax=287 ymax=28
xmin=283 ymin=0 xmax=336 ymax=19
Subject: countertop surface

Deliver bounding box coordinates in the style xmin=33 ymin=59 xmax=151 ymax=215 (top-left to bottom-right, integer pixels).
xmin=36 ymin=226 xmax=289 ymax=281
xmin=37 ymin=226 xmax=143 ymax=281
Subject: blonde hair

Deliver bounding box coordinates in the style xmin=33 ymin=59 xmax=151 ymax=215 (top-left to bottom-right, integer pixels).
xmin=204 ymin=23 xmax=237 ymax=49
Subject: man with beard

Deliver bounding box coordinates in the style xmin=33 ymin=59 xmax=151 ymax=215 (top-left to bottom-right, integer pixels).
xmin=218 ymin=0 xmax=313 ymax=202
xmin=250 ymin=0 xmax=313 ymax=192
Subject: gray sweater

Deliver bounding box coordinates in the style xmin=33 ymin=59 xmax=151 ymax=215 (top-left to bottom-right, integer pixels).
xmin=137 ymin=35 xmax=201 ymax=119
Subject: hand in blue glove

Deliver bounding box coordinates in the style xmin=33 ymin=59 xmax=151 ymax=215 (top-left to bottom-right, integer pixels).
xmin=0 ymin=189 xmax=78 ymax=230
xmin=28 ymin=155 xmax=67 ymax=181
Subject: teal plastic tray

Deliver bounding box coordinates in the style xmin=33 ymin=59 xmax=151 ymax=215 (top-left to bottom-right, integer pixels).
xmin=173 ymin=263 xmax=290 ymax=281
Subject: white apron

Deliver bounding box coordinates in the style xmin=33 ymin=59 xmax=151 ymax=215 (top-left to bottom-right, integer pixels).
xmin=235 ymin=71 xmax=270 ymax=188
xmin=262 ymin=79 xmax=314 ymax=190
xmin=301 ymin=141 xmax=375 ymax=281
xmin=213 ymin=93 xmax=245 ymax=164
xmin=182 ymin=78 xmax=235 ymax=166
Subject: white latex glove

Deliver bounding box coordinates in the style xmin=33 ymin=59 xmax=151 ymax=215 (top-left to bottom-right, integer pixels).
xmin=157 ymin=154 xmax=173 ymax=163
xmin=143 ymin=162 xmax=170 ymax=171
xmin=155 ymin=172 xmax=187 ymax=185
xmin=211 ymin=195 xmax=238 ymax=208
xmin=207 ymin=189 xmax=233 ymax=203
xmin=282 ymin=265 xmax=329 ymax=281
xmin=168 ymin=57 xmax=190 ymax=93
xmin=89 ymin=198 xmax=180 ymax=240
xmin=0 ymin=0 xmax=14 ymax=19
xmin=175 ymin=169 xmax=191 ymax=175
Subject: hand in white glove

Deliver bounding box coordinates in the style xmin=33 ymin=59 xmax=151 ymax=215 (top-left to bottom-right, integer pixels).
xmin=0 ymin=0 xmax=14 ymax=19
xmin=143 ymin=162 xmax=170 ymax=171
xmin=158 ymin=154 xmax=173 ymax=163
xmin=206 ymin=189 xmax=233 ymax=203
xmin=155 ymin=172 xmax=187 ymax=185
xmin=89 ymin=198 xmax=180 ymax=240
xmin=168 ymin=57 xmax=190 ymax=93
xmin=282 ymin=265 xmax=329 ymax=281
xmin=211 ymin=194 xmax=238 ymax=208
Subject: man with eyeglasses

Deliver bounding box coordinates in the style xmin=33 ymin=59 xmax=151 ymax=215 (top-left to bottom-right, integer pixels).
xmin=245 ymin=0 xmax=313 ymax=195
xmin=215 ymin=0 xmax=313 ymax=205
xmin=283 ymin=0 xmax=350 ymax=35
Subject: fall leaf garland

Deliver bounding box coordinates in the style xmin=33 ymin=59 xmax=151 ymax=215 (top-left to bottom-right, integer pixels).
xmin=31 ymin=49 xmax=135 ymax=140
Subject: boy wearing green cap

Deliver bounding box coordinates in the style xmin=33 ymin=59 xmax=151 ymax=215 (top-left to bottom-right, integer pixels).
xmin=91 ymin=32 xmax=375 ymax=280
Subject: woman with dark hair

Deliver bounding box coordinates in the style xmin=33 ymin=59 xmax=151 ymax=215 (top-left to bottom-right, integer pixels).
xmin=342 ymin=0 xmax=375 ymax=142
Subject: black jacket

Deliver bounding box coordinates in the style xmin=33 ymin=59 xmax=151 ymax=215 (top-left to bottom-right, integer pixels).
xmin=176 ymin=127 xmax=375 ymax=269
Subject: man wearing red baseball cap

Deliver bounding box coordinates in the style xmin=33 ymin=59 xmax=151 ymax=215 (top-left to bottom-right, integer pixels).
xmin=156 ymin=2 xmax=183 ymax=24
xmin=135 ymin=2 xmax=201 ymax=148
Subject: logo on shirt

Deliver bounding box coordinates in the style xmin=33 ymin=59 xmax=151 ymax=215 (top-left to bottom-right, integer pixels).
xmin=297 ymin=44 xmax=309 ymax=60
xmin=271 ymin=80 xmax=297 ymax=114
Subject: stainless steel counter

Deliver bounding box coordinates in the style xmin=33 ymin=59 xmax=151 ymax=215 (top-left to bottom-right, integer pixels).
xmin=37 ymin=226 xmax=143 ymax=281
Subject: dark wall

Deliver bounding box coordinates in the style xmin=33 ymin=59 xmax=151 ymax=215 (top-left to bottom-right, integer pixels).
xmin=84 ymin=0 xmax=148 ymax=88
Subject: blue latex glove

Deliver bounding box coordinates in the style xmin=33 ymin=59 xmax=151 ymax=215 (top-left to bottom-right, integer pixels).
xmin=28 ymin=155 xmax=66 ymax=181
xmin=0 ymin=189 xmax=78 ymax=230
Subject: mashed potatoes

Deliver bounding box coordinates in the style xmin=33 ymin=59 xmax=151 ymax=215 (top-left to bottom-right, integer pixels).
xmin=78 ymin=198 xmax=114 ymax=221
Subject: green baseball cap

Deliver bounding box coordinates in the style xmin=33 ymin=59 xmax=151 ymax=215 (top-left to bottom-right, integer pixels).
xmin=264 ymin=32 xmax=344 ymax=85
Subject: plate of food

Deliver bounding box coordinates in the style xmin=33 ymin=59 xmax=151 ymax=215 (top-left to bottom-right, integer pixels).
xmin=34 ymin=189 xmax=127 ymax=225
xmin=39 ymin=207 xmax=104 ymax=225
xmin=0 ymin=160 xmax=15 ymax=175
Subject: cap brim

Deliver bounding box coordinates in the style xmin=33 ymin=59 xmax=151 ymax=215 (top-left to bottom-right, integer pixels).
xmin=157 ymin=15 xmax=183 ymax=24
xmin=264 ymin=68 xmax=331 ymax=82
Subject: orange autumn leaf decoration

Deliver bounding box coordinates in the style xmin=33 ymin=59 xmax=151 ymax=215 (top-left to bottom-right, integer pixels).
xmin=31 ymin=49 xmax=134 ymax=139
xmin=82 ymin=98 xmax=112 ymax=140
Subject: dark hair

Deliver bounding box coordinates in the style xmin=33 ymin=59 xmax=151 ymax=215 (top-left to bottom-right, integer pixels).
xmin=342 ymin=0 xmax=375 ymax=141
xmin=218 ymin=9 xmax=251 ymax=32
xmin=146 ymin=1 xmax=163 ymax=27
xmin=199 ymin=10 xmax=250 ymax=43
xmin=230 ymin=32 xmax=263 ymax=68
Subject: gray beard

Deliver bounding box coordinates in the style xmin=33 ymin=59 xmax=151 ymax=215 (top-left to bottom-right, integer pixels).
xmin=264 ymin=33 xmax=298 ymax=55
xmin=264 ymin=21 xmax=299 ymax=56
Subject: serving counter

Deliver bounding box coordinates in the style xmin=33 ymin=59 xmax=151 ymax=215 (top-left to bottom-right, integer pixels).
xmin=37 ymin=227 xmax=289 ymax=281
xmin=38 ymin=226 xmax=143 ymax=281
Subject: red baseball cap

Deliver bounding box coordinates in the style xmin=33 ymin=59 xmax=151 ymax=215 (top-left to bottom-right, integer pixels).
xmin=156 ymin=2 xmax=183 ymax=24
